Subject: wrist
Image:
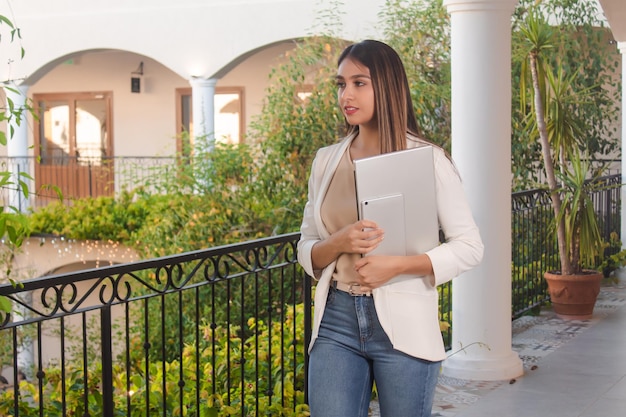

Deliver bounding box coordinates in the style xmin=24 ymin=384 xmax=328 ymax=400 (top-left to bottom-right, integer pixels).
xmin=400 ymin=254 xmax=432 ymax=276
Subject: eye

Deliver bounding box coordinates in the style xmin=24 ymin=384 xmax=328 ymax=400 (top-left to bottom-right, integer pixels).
xmin=336 ymin=80 xmax=346 ymax=88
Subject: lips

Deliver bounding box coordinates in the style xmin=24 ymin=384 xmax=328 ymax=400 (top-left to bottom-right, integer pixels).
xmin=344 ymin=106 xmax=358 ymax=115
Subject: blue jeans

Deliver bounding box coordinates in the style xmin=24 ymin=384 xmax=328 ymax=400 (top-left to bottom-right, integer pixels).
xmin=308 ymin=285 xmax=441 ymax=417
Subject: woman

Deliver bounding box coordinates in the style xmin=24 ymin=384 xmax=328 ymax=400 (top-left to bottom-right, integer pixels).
xmin=297 ymin=40 xmax=484 ymax=417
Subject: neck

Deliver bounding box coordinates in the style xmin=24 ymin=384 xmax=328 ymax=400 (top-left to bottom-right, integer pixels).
xmin=350 ymin=127 xmax=380 ymax=159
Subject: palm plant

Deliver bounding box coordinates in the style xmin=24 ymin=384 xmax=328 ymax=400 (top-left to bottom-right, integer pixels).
xmin=554 ymin=150 xmax=606 ymax=272
xmin=519 ymin=9 xmax=606 ymax=275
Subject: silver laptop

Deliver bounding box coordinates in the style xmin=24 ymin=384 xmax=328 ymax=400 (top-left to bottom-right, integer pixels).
xmin=354 ymin=145 xmax=439 ymax=256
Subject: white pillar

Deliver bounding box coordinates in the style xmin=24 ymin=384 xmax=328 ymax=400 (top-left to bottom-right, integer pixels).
xmin=3 ymin=84 xmax=34 ymax=368
xmin=189 ymin=77 xmax=217 ymax=152
xmin=442 ymin=0 xmax=523 ymax=380
xmin=619 ymin=43 xmax=626 ymax=249
xmin=4 ymin=84 xmax=31 ymax=212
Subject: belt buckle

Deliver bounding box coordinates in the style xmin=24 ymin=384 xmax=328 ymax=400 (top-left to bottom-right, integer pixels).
xmin=349 ymin=282 xmax=369 ymax=297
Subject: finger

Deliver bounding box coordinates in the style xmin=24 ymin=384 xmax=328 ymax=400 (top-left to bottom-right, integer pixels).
xmin=368 ymin=229 xmax=384 ymax=240
xmin=359 ymin=219 xmax=379 ymax=230
xmin=354 ymin=258 xmax=367 ymax=269
xmin=359 ymin=228 xmax=383 ymax=242
xmin=363 ymin=234 xmax=384 ymax=250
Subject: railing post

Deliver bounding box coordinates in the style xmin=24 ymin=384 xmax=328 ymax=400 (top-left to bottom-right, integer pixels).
xmin=303 ymin=273 xmax=312 ymax=405
xmin=88 ymin=161 xmax=93 ymax=197
xmin=605 ymin=183 xmax=613 ymax=242
xmin=101 ymin=305 xmax=114 ymax=417
xmin=17 ymin=162 xmax=23 ymax=212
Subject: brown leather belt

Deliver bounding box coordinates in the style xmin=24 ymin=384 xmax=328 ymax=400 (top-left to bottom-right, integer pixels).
xmin=332 ymin=280 xmax=372 ymax=297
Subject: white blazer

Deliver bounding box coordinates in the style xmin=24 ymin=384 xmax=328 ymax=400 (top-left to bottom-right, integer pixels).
xmin=297 ymin=133 xmax=484 ymax=362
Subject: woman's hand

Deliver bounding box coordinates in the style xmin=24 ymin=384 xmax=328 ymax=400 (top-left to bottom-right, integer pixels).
xmin=353 ymin=256 xmax=401 ymax=290
xmin=354 ymin=253 xmax=434 ymax=291
xmin=336 ymin=220 xmax=384 ymax=254
xmin=311 ymin=220 xmax=384 ymax=270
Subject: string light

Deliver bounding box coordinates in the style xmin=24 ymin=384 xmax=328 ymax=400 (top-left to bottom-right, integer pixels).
xmin=3 ymin=237 xmax=139 ymax=278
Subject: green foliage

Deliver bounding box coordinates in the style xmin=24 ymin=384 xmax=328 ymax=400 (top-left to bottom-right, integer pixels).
xmin=512 ymin=256 xmax=553 ymax=314
xmin=246 ymin=36 xmax=347 ymax=235
xmin=27 ymin=141 xmax=267 ymax=258
xmin=129 ymin=141 xmax=273 ymax=257
xmin=437 ymin=283 xmax=452 ymax=347
xmin=598 ymin=232 xmax=626 ymax=278
xmin=511 ymin=0 xmax=621 ymax=190
xmin=554 ymin=151 xmax=608 ymax=269
xmin=28 ymin=190 xmax=151 ymax=242
xmin=1 ymin=13 xmax=28 ymax=148
xmin=1 ymin=12 xmax=33 ymax=312
xmin=599 ymin=249 xmax=626 ymax=279
xmin=380 ymin=0 xmax=451 ymax=149
xmin=514 ymin=1 xmax=622 ymax=274
xmin=0 ymin=302 xmax=310 ymax=416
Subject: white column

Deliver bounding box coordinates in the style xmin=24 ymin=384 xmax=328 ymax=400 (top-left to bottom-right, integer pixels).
xmin=3 ymin=85 xmax=34 ymax=368
xmin=617 ymin=42 xmax=626 ymax=249
xmin=4 ymin=84 xmax=31 ymax=212
xmin=442 ymin=0 xmax=523 ymax=380
xmin=189 ymin=77 xmax=217 ymax=153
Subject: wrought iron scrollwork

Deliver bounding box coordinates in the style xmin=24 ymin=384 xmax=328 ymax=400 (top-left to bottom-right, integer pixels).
xmin=0 ymin=233 xmax=302 ymax=329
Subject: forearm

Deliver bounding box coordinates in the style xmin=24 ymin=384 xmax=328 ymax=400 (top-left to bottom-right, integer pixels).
xmin=353 ymin=253 xmax=435 ymax=289
xmin=397 ymin=254 xmax=434 ymax=277
xmin=311 ymin=220 xmax=384 ymax=270
xmin=311 ymin=236 xmax=343 ymax=270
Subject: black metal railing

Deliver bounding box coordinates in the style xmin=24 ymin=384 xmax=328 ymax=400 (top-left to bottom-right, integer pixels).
xmin=0 ymin=233 xmax=311 ymax=417
xmin=0 ymin=156 xmax=179 ymax=209
xmin=511 ymin=173 xmax=622 ymax=317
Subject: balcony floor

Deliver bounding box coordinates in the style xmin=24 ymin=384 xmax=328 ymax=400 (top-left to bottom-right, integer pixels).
xmin=370 ymin=281 xmax=626 ymax=417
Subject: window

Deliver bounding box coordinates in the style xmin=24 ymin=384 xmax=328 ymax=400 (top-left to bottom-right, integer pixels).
xmin=35 ymin=92 xmax=112 ymax=165
xmin=176 ymin=87 xmax=244 ymax=154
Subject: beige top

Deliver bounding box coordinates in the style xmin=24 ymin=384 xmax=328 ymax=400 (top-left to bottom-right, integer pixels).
xmin=320 ymin=148 xmax=360 ymax=284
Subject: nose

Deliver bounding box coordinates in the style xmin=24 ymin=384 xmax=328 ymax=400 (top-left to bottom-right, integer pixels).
xmin=339 ymin=85 xmax=352 ymax=101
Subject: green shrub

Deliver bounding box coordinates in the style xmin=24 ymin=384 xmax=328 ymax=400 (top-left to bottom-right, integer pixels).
xmin=0 ymin=303 xmax=309 ymax=416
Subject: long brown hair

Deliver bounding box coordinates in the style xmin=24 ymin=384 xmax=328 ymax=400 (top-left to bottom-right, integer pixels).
xmin=338 ymin=40 xmax=422 ymax=154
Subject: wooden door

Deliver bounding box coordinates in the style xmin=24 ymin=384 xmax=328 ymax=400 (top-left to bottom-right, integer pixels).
xmin=34 ymin=92 xmax=114 ymax=204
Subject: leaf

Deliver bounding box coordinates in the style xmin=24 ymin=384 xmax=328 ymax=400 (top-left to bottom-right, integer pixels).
xmin=0 ymin=295 xmax=11 ymax=313
xmin=0 ymin=14 xmax=15 ymax=28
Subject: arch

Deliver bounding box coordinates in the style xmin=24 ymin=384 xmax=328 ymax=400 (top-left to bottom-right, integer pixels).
xmin=211 ymin=38 xmax=299 ymax=79
xmin=42 ymin=260 xmax=123 ymax=277
xmin=21 ymin=39 xmax=305 ymax=90
xmin=8 ymin=236 xmax=140 ymax=280
xmin=2 ymin=1 xmax=384 ymax=83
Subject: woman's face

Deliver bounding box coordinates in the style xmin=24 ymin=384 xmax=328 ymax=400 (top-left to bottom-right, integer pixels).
xmin=336 ymin=57 xmax=376 ymax=128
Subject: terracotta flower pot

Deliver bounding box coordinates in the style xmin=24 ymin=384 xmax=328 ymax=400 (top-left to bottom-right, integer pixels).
xmin=543 ymin=270 xmax=603 ymax=320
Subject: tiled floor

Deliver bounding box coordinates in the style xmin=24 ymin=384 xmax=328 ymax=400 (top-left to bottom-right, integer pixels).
xmin=369 ymin=281 xmax=626 ymax=417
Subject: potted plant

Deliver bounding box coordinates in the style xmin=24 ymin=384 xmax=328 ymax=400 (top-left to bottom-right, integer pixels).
xmin=597 ymin=232 xmax=626 ymax=281
xmin=519 ymin=9 xmax=613 ymax=319
xmin=541 ymin=150 xmax=609 ymax=319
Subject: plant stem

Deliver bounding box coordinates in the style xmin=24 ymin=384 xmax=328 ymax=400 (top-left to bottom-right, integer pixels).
xmin=529 ymin=49 xmax=572 ymax=275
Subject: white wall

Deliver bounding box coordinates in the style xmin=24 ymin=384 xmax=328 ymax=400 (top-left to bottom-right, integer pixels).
xmin=0 ymin=0 xmax=384 ymax=82
xmin=24 ymin=42 xmax=298 ymax=157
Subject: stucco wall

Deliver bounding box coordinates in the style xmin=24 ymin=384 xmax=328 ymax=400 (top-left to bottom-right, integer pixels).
xmin=6 ymin=236 xmax=139 ymax=279
xmin=0 ymin=0 xmax=385 ymax=82
xmin=25 ymin=42 xmax=295 ymax=158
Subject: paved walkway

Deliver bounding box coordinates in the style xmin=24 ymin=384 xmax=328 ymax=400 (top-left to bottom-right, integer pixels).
xmin=369 ymin=281 xmax=626 ymax=416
